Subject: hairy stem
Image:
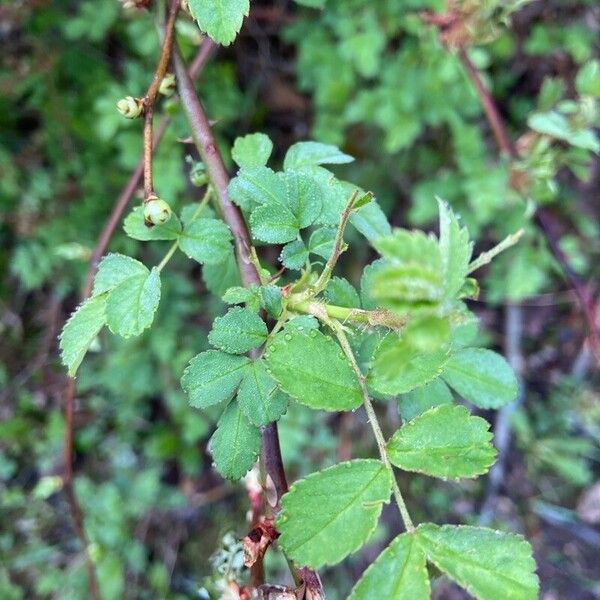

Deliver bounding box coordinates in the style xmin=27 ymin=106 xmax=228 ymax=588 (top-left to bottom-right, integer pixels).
xmin=332 ymin=322 xmax=415 ymax=533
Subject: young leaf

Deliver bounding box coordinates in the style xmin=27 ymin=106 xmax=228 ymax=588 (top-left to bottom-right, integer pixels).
xmin=277 ymin=460 xmax=391 ymax=568
xmin=308 ymin=227 xmax=336 ymax=259
xmin=398 ymin=378 xmax=453 ymax=421
xmin=208 ymin=307 xmax=268 ymax=354
xmin=438 ymin=199 xmax=472 ymax=299
xmin=372 ymin=230 xmax=443 ymax=313
xmin=123 ymin=206 xmax=181 ymax=241
xmin=181 ymin=350 xmax=250 ymax=408
xmin=92 ymin=253 xmax=148 ymax=296
xmin=231 ymin=133 xmax=273 ymax=169
xmin=283 ymin=141 xmax=353 ymax=171
xmin=369 ymin=333 xmax=449 ymax=395
xmin=237 ymin=359 xmax=288 ymax=426
xmin=416 ymin=524 xmax=539 ymax=600
xmin=178 ymin=218 xmax=232 ymax=265
xmin=387 ymin=405 xmax=496 ymax=480
xmin=105 ymin=267 xmax=161 ymax=338
xmin=442 ymin=348 xmax=518 ymax=409
xmin=59 ymin=295 xmax=107 ymax=376
xmin=251 ymin=204 xmax=300 ymax=244
xmin=209 ymin=401 xmax=260 ymax=480
xmin=228 ymin=166 xmax=284 ymax=212
xmin=258 ymin=285 xmax=283 ymax=318
xmin=282 ymin=171 xmax=323 ymax=229
xmin=348 ymin=533 xmax=430 ymax=600
xmin=324 ymin=276 xmax=361 ymax=309
xmin=187 ymin=0 xmax=249 ymax=46
xmin=280 ymin=238 xmax=309 ymax=270
xmin=265 ymin=329 xmax=362 ymax=411
xmin=349 ymin=199 xmax=392 ymax=242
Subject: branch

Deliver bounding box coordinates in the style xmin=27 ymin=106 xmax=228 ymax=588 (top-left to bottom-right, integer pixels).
xmin=457 ymin=46 xmax=600 ymax=360
xmin=142 ymin=0 xmax=180 ymax=198
xmin=61 ymin=42 xmax=214 ymax=600
xmin=173 ymin=45 xmax=323 ymax=595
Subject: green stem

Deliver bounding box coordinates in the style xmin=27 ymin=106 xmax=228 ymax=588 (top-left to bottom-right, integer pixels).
xmin=468 ymin=229 xmax=524 ymax=274
xmin=156 ymin=185 xmax=213 ymax=273
xmin=332 ymin=321 xmax=415 ymax=533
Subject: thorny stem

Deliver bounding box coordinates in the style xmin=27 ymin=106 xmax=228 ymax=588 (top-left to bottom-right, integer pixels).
xmin=142 ymin=0 xmax=180 ymax=198
xmin=332 ymin=322 xmax=416 ymax=533
xmin=174 ymin=46 xmax=323 ymax=594
xmin=456 ymin=45 xmax=600 ymax=360
xmin=63 ymin=42 xmax=214 ymax=600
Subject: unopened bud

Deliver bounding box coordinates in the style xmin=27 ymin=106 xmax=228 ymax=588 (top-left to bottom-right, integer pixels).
xmin=116 ymin=96 xmax=144 ymax=119
xmin=144 ymin=196 xmax=172 ymax=227
xmin=119 ymin=0 xmax=150 ymax=9
xmin=159 ymin=73 xmax=176 ymax=97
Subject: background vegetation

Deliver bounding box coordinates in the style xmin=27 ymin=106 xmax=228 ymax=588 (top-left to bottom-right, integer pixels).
xmin=0 ymin=0 xmax=598 ymax=598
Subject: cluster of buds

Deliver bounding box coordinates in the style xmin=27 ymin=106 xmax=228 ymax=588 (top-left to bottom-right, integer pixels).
xmin=144 ymin=194 xmax=173 ymax=227
xmin=159 ymin=73 xmax=176 ymax=97
xmin=116 ymin=96 xmax=144 ymax=119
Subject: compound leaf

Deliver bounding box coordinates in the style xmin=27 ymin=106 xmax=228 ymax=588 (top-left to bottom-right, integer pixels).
xmin=231 ymin=133 xmax=273 ymax=169
xmin=237 ymin=359 xmax=288 ymax=426
xmin=283 ymin=141 xmax=353 ymax=171
xmin=277 ymin=460 xmax=391 ymax=568
xmin=92 ymin=253 xmax=148 ymax=296
xmin=187 ymin=0 xmax=249 ymax=46
xmin=105 ymin=267 xmax=161 ymax=338
xmin=59 ymin=295 xmax=107 ymax=377
xmin=123 ymin=206 xmax=181 ymax=241
xmin=181 ymin=350 xmax=250 ymax=408
xmin=208 ymin=307 xmax=268 ymax=354
xmin=348 ymin=533 xmax=430 ymax=600
xmin=209 ymin=401 xmax=260 ymax=480
xmin=387 ymin=405 xmax=496 ymax=480
xmin=442 ymin=348 xmax=518 ymax=409
xmin=265 ymin=329 xmax=362 ymax=411
xmin=178 ymin=218 xmax=232 ymax=265
xmin=416 ymin=524 xmax=539 ymax=600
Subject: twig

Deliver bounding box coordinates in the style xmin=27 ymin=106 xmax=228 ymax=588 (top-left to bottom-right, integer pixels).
xmin=456 ymin=46 xmax=600 ymax=361
xmin=61 ymin=42 xmax=213 ymax=600
xmin=173 ymin=45 xmax=324 ymax=595
xmin=142 ymin=0 xmax=180 ymax=199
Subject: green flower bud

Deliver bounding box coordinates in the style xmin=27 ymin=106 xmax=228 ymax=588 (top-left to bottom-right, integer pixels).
xmin=144 ymin=196 xmax=172 ymax=227
xmin=159 ymin=73 xmax=176 ymax=97
xmin=116 ymin=96 xmax=144 ymax=119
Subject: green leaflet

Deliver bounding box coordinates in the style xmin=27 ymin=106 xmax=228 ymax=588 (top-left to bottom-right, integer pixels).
xmin=250 ymin=204 xmax=300 ymax=243
xmin=237 ymin=359 xmax=288 ymax=426
xmin=123 ymin=206 xmax=181 ymax=241
xmin=369 ymin=332 xmax=449 ymax=396
xmin=397 ymin=378 xmax=453 ymax=421
xmin=348 ymin=533 xmax=430 ymax=600
xmin=209 ymin=401 xmax=260 ymax=480
xmin=228 ymin=166 xmax=284 ymax=212
xmin=442 ymin=348 xmax=518 ymax=409
xmin=372 ymin=230 xmax=443 ymax=313
xmin=264 ymin=329 xmax=362 ymax=411
xmin=105 ymin=267 xmax=161 ymax=338
xmin=181 ymin=350 xmax=250 ymax=408
xmin=283 ymin=141 xmax=353 ymax=171
xmin=324 ymin=276 xmax=361 ymax=308
xmin=208 ymin=307 xmax=268 ymax=354
xmin=178 ymin=218 xmax=232 ymax=265
xmin=277 ymin=460 xmax=391 ymax=568
xmin=187 ymin=0 xmax=249 ymax=46
xmin=92 ymin=253 xmax=148 ymax=296
xmin=202 ymin=251 xmax=242 ymax=296
xmin=387 ymin=405 xmax=497 ymax=480
xmin=59 ymin=294 xmax=107 ymax=377
xmin=258 ymin=285 xmax=283 ymax=318
xmin=438 ymin=199 xmax=472 ymax=299
xmin=349 ymin=199 xmax=392 ymax=242
xmin=280 ymin=239 xmax=308 ymax=270
xmin=308 ymin=226 xmax=336 ymax=259
xmin=231 ymin=133 xmax=273 ymax=169
xmin=416 ymin=524 xmax=539 ymax=600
